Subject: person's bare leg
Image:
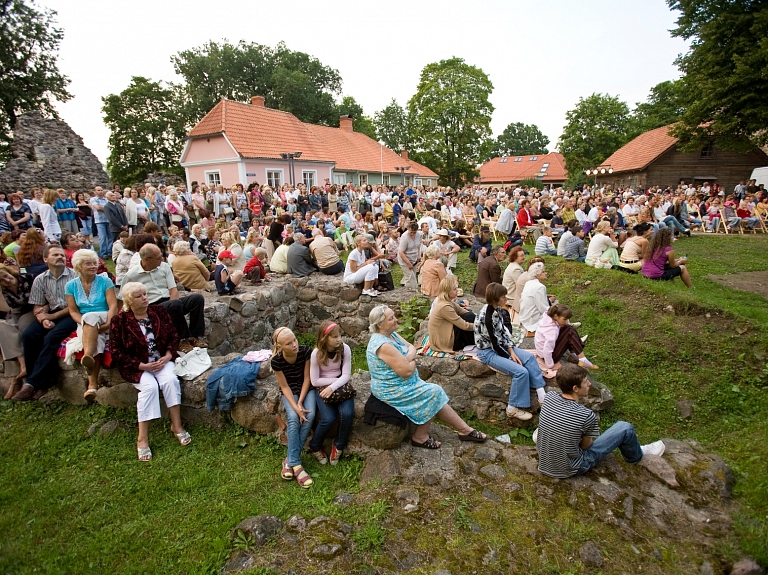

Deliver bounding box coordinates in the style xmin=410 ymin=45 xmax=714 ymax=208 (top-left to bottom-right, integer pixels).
xmin=435 ymin=404 xmax=473 ymax=435
xmin=168 ymin=405 xmax=185 ymax=435
xmin=231 ymin=270 xmax=244 ymax=287
xmin=411 ymin=421 xmax=433 ymax=444
xmin=679 ymin=265 xmax=693 ymax=288
xmin=363 ymin=279 xmax=376 ymax=291
xmin=88 ymin=355 xmax=101 ymax=391
xmin=81 ymin=324 xmax=98 ymax=363
xmin=137 ymin=421 xmax=150 ymax=449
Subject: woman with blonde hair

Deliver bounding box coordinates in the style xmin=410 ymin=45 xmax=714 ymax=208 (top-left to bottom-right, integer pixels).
xmin=110 ymin=282 xmax=188 ymax=461
xmin=165 ymin=187 xmax=185 ymax=227
xmin=65 ymin=249 xmax=118 ymax=401
xmin=123 ymin=188 xmax=138 ymax=233
xmin=427 ymin=275 xmax=475 ymax=353
xmin=171 ymin=241 xmax=210 ymax=291
xmin=39 ymin=188 xmax=61 ymax=244
xmin=308 ymin=320 xmax=353 ymax=466
xmin=217 ymin=231 xmax=244 ymax=272
xmin=271 ymin=327 xmax=316 ymax=488
xmin=585 ymin=220 xmax=620 ymax=268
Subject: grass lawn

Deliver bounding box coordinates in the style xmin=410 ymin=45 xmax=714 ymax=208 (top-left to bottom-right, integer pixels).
xmin=1 ymin=234 xmax=766 ymax=573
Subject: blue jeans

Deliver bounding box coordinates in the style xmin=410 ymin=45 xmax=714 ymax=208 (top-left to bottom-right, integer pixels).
xmin=95 ymin=222 xmax=112 ymax=258
xmin=577 ymin=421 xmax=643 ymax=474
xmin=309 ymin=394 xmax=354 ymax=452
xmin=477 ymin=346 xmax=545 ymax=409
xmin=281 ymin=390 xmax=316 ymax=467
xmin=663 ymin=216 xmax=688 ymax=233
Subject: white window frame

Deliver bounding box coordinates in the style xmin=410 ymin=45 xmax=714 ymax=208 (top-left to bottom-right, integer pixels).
xmin=358 ymin=173 xmax=368 ymax=186
xmin=333 ymin=173 xmax=346 ymax=185
xmin=266 ymin=169 xmax=284 ymax=189
xmin=426 ymin=179 xmax=432 ymax=187
xmin=205 ymin=170 xmax=221 ymax=187
xmin=302 ymin=170 xmax=317 ymax=188
xmin=414 ymin=178 xmax=423 ymax=186
xmin=382 ymin=174 xmax=390 ymax=186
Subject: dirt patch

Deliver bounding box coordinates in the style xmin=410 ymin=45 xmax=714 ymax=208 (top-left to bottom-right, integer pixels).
xmin=707 ymin=270 xmax=768 ymax=300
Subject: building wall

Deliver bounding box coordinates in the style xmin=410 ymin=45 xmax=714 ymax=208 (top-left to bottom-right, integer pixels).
xmin=185 ymin=162 xmax=241 ymax=189
xmin=184 ymin=136 xmax=238 ymax=163
xmin=243 ymin=160 xmax=332 ymax=189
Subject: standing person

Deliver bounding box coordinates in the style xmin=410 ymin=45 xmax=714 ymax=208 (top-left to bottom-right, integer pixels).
xmin=308 ymin=320 xmax=353 ymax=466
xmin=90 ymin=186 xmax=111 ymax=259
xmin=11 ymin=246 xmax=77 ymax=401
xmin=474 ymin=282 xmax=546 ymax=422
xmin=55 ymin=188 xmax=78 ymax=234
xmin=397 ymin=222 xmax=422 ymax=290
xmin=537 ymin=363 xmax=665 ymax=478
xmin=110 ymin=282 xmax=190 ymax=461
xmin=104 ymin=192 xmax=129 ymax=243
xmin=74 ymin=192 xmax=93 ymax=244
xmin=65 ymin=249 xmax=118 ymax=401
xmin=271 ymin=327 xmax=316 ymax=488
xmin=39 ymin=189 xmax=62 ymax=244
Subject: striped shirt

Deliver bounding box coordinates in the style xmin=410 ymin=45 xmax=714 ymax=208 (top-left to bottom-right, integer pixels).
xmin=271 ymin=345 xmax=312 ymax=395
xmin=29 ymin=267 xmax=77 ymax=312
xmin=537 ymin=392 xmax=599 ymax=478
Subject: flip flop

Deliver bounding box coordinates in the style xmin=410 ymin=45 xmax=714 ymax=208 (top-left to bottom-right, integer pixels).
xmin=137 ymin=446 xmax=152 ymax=461
xmin=174 ymin=430 xmax=192 ymax=446
xmin=458 ymin=429 xmax=487 ymax=443
xmin=83 ymin=388 xmax=97 ymax=403
xmin=411 ymin=437 xmax=441 ymax=449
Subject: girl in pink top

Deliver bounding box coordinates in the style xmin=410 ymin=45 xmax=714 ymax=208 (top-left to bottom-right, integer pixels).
xmin=535 ymin=304 xmax=598 ymax=377
xmin=308 ymin=320 xmax=353 ymax=466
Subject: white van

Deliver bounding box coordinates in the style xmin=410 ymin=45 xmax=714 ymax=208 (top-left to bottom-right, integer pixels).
xmin=750 ymin=166 xmax=768 ymax=187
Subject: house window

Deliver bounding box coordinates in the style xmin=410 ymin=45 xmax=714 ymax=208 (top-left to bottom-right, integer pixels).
xmin=302 ymin=170 xmax=316 ymax=188
xmin=333 ymin=174 xmax=346 ymax=185
xmin=382 ymin=175 xmax=390 ymax=186
xmin=426 ymin=179 xmax=432 ymax=187
xmin=500 ymin=157 xmax=508 ymax=163
xmin=359 ymin=174 xmax=368 ymax=186
xmin=205 ymin=171 xmax=221 ymax=187
xmin=266 ymin=170 xmax=283 ymax=188
xmin=540 ymin=163 xmax=549 ymax=172
xmin=414 ymin=178 xmax=423 ymax=187
xmin=529 ymin=156 xmax=538 ymax=161
xmin=700 ymin=143 xmax=715 ymax=159
xmin=514 ymin=157 xmax=522 ymax=162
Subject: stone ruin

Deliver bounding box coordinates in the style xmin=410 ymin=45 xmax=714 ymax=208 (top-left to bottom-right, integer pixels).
xmin=0 ymin=111 xmax=110 ymax=194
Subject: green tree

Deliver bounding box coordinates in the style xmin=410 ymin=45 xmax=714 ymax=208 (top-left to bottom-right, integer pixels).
xmin=171 ymin=40 xmax=342 ymax=127
xmin=0 ymin=0 xmax=72 ymax=167
xmin=558 ymin=93 xmax=633 ymax=186
xmin=633 ymin=79 xmax=685 ymax=133
xmin=667 ymin=0 xmax=768 ymax=152
xmin=335 ymin=96 xmax=377 ymax=139
xmin=373 ymin=99 xmax=413 ymax=152
xmin=102 ymin=77 xmax=187 ymax=183
xmin=488 ymin=122 xmax=549 ymax=160
xmin=408 ymin=57 xmax=494 ymax=187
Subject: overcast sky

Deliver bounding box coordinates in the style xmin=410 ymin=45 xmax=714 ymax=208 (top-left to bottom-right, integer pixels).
xmin=41 ymin=0 xmax=688 ymax=165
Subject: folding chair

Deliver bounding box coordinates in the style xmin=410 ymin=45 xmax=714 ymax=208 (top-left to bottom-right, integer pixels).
xmin=689 ymin=209 xmax=706 ymax=233
xmin=717 ymin=209 xmax=730 ymax=234
xmin=758 ymin=216 xmax=768 ymax=234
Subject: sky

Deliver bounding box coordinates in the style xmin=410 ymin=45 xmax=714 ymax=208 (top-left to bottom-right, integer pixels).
xmin=41 ymin=0 xmax=689 ymax=165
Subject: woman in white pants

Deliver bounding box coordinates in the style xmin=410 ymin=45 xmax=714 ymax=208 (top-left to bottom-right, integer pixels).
xmin=343 ymin=235 xmax=386 ymax=297
xmin=110 ymin=282 xmax=190 ymax=461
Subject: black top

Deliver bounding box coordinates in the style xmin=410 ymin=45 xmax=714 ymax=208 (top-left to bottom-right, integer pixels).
xmin=271 ymin=345 xmax=312 ymax=395
xmin=267 ymin=222 xmax=284 ymax=243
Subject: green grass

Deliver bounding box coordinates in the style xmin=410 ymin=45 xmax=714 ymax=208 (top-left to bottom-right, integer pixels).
xmin=2 ymin=235 xmax=766 ymax=573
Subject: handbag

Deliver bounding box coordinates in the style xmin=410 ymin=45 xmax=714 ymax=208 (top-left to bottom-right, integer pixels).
xmin=173 ymin=346 xmax=212 ymax=380
xmin=223 ymin=206 xmax=235 ymax=215
xmin=321 ymin=347 xmax=356 ymax=404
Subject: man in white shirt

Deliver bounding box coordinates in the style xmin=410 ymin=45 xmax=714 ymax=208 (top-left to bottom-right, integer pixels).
xmin=586 ymin=203 xmax=602 ymax=223
xmin=417 ymin=211 xmax=440 ymax=235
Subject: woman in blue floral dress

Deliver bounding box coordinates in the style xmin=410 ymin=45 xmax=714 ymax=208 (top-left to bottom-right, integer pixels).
xmin=366 ymin=305 xmax=487 ymax=449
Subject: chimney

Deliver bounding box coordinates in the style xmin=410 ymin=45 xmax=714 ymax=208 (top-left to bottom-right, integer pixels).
xmin=339 ymin=115 xmax=354 ymax=133
xmin=250 ymin=95 xmax=265 ymax=107
xmin=400 ymin=150 xmax=409 ymax=161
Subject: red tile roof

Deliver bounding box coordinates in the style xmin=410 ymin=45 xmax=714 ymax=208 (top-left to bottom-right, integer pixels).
xmin=187 ymin=99 xmax=438 ymax=178
xmin=602 ymin=125 xmax=678 ymax=173
xmin=478 ymin=152 xmax=567 ymax=184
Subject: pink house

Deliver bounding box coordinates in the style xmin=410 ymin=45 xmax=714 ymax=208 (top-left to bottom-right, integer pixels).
xmin=180 ymin=96 xmax=438 ymax=191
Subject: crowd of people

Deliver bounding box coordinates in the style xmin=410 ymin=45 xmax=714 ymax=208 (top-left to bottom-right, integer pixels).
xmin=3 ymin=174 xmax=756 ymax=479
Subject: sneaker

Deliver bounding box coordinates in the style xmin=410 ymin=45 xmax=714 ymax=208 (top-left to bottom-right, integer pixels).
xmin=532 ymin=428 xmax=538 ymax=445
xmin=641 ymin=440 xmax=666 ymax=457
xmin=580 ymin=334 xmax=589 ymax=344
xmin=311 ymin=450 xmax=328 ymax=465
xmin=569 ymin=321 xmax=582 ymax=328
xmin=329 ymin=444 xmax=342 ymax=466
xmin=362 ymin=289 xmax=379 ymax=297
xmin=506 ymin=405 xmax=533 ymax=421
xmin=579 ymin=359 xmax=599 ymax=370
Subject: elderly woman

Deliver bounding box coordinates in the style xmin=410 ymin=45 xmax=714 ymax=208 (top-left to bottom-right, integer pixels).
xmin=171 ymin=241 xmax=210 ymax=291
xmin=0 ymin=265 xmax=35 ymax=398
xmin=217 ymin=231 xmax=245 ymax=272
xmin=519 ymin=262 xmax=553 ymax=336
xmin=65 ymin=249 xmax=118 ymax=401
xmin=110 ymin=282 xmax=189 ymax=461
xmin=585 ymin=221 xmax=620 ymax=268
xmin=420 ymin=243 xmax=447 ymax=297
xmin=502 ymin=246 xmax=525 ymax=300
xmin=165 ymin=188 xmax=185 ymax=227
xmin=344 ymin=235 xmax=385 ymax=297
xmin=367 ymin=305 xmax=487 ymax=448
xmin=474 ymin=283 xmax=546 ymax=422
xmin=427 ymin=275 xmax=475 ymax=353
xmin=512 ymin=256 xmax=545 ymax=315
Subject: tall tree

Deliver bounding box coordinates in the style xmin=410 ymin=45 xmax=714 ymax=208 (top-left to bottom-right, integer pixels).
xmin=373 ymin=99 xmax=412 ymax=152
xmin=667 ymin=0 xmax=768 ymax=152
xmin=102 ymin=77 xmax=187 ymax=183
xmin=489 ymin=122 xmax=549 ymax=160
xmin=171 ymin=40 xmax=342 ymax=127
xmin=0 ymin=0 xmax=72 ymax=167
xmin=558 ymin=93 xmax=633 ymax=185
xmin=633 ymin=80 xmax=685 ymax=133
xmin=335 ymin=96 xmax=377 ymax=139
xmin=408 ymin=57 xmax=494 ymax=187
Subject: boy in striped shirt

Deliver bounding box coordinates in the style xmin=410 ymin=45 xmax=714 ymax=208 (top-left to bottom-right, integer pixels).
xmin=537 ymin=364 xmax=665 ymax=478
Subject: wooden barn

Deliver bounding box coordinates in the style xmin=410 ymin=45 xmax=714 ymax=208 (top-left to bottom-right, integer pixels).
xmin=594 ymin=125 xmax=768 ymax=191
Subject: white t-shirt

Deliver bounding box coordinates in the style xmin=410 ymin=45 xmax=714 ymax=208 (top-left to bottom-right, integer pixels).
xmin=344 ymin=248 xmax=367 ymax=281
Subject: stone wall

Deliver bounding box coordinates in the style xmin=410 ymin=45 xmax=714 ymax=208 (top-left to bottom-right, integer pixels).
xmin=0 ymin=274 xmax=613 ymax=450
xmin=0 ymin=112 xmax=110 ymax=194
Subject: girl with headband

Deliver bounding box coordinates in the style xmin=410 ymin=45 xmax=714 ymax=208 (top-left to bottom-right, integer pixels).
xmin=308 ymin=320 xmax=353 ymax=466
xmin=271 ymin=327 xmax=316 ymax=488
